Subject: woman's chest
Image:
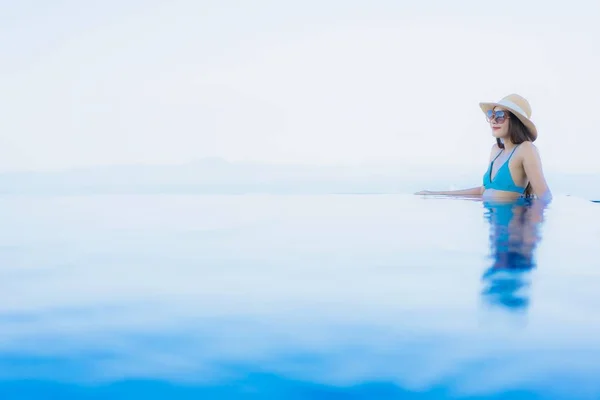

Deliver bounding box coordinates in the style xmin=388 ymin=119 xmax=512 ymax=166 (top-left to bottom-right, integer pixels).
xmin=490 ymin=156 xmax=525 ymax=184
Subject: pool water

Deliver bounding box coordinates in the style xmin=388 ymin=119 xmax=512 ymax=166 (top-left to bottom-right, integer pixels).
xmin=1 ymin=194 xmax=599 ymax=399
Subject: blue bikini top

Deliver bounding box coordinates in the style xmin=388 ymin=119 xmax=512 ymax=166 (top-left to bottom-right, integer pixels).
xmin=482 ymin=145 xmax=526 ymax=194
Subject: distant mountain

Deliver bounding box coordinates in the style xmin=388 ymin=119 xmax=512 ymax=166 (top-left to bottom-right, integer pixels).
xmin=0 ymin=159 xmax=598 ymax=200
xmin=0 ymin=159 xmax=475 ymax=195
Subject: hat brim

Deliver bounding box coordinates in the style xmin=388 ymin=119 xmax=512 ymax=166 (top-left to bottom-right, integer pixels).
xmin=479 ymin=102 xmax=538 ymax=141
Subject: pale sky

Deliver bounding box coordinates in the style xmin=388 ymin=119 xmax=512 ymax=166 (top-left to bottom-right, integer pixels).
xmin=1 ymin=0 xmax=599 ymax=173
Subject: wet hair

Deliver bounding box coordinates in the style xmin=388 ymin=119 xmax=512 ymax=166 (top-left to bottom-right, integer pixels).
xmin=495 ymin=112 xmax=535 ymax=197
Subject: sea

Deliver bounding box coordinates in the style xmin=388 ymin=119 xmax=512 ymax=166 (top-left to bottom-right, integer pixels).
xmin=1 ymin=188 xmax=600 ymax=399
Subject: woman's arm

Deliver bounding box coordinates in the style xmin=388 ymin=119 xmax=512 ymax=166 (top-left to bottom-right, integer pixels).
xmin=415 ymin=144 xmax=497 ymax=196
xmin=415 ymin=187 xmax=483 ymax=196
xmin=521 ymin=142 xmax=552 ymax=202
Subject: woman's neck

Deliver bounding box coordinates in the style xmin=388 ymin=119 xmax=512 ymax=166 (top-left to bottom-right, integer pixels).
xmin=501 ymin=139 xmax=516 ymax=152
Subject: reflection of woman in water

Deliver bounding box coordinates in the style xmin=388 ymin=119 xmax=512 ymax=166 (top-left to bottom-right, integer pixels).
xmin=481 ymin=198 xmax=545 ymax=311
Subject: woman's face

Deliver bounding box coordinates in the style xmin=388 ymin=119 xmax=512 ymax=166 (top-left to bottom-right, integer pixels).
xmin=489 ymin=106 xmax=510 ymax=139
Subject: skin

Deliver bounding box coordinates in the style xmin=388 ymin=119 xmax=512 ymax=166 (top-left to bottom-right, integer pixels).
xmin=415 ymin=106 xmax=552 ymax=203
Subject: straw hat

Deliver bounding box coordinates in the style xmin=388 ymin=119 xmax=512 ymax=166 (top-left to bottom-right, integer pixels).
xmin=479 ymin=94 xmax=538 ymax=141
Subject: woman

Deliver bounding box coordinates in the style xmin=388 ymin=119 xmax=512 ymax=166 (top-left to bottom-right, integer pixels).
xmin=416 ymin=94 xmax=552 ymax=202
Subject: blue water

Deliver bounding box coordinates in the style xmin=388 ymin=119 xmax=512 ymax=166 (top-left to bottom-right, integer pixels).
xmin=1 ymin=194 xmax=600 ymax=399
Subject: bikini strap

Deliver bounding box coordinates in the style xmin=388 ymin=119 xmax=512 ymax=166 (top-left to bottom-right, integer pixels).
xmin=507 ymin=144 xmax=520 ymax=161
xmin=492 ymin=149 xmax=504 ymax=162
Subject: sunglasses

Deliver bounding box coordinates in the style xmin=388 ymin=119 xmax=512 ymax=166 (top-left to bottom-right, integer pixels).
xmin=486 ymin=110 xmax=510 ymax=124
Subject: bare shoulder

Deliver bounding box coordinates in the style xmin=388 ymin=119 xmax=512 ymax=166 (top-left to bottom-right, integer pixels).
xmin=489 ymin=142 xmax=501 ymax=153
xmin=519 ymin=141 xmax=536 ymax=150
xmin=519 ymin=141 xmax=540 ymax=157
xmin=488 ymin=143 xmax=501 ymax=160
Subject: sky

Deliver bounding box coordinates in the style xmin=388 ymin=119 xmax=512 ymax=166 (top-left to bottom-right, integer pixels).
xmin=1 ymin=0 xmax=599 ymax=173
